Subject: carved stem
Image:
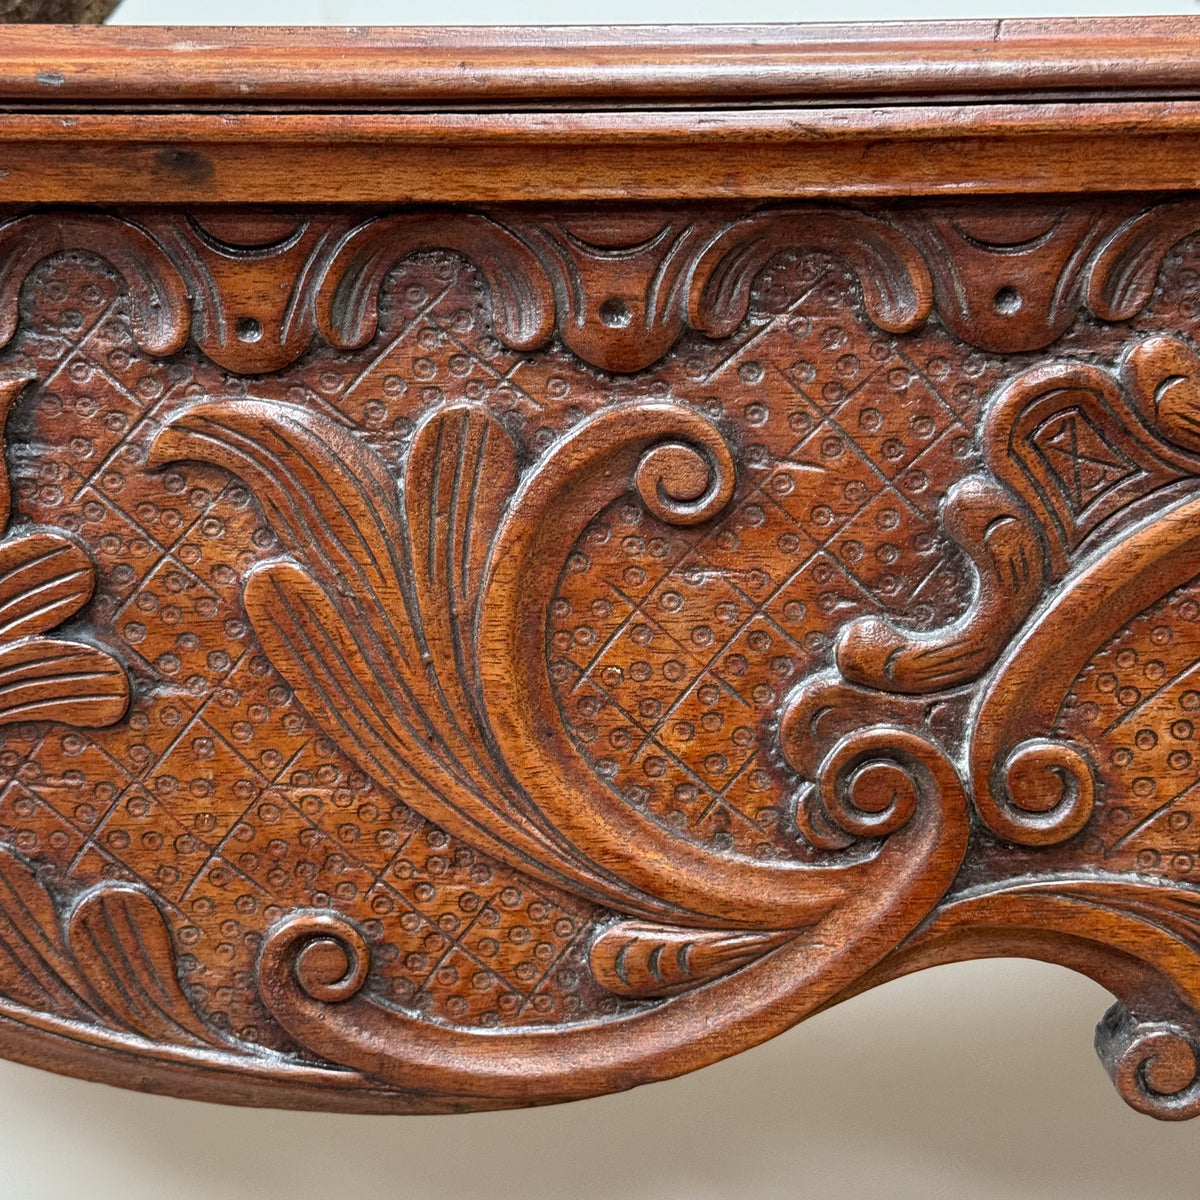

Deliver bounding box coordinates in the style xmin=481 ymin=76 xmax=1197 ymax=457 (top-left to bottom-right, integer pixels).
xmin=479 ymin=406 xmax=959 ymax=927
xmin=259 ymin=737 xmax=966 ymax=1101
xmin=971 ymin=490 xmax=1200 ymax=844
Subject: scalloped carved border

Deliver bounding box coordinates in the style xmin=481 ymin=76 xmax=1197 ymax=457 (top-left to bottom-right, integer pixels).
xmin=5 ymin=199 xmax=1200 ymax=377
xmin=5 ymin=200 xmax=1200 ymax=1116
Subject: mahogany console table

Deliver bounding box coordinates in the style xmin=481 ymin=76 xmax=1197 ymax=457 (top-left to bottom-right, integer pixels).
xmin=1 ymin=18 xmax=1200 ymax=1118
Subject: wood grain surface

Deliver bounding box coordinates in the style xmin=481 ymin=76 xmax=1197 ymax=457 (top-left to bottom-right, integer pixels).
xmin=0 ymin=20 xmax=1199 ymax=1119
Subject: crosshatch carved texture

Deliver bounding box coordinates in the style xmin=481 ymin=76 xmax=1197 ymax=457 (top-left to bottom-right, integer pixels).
xmin=9 ymin=199 xmax=1200 ymax=1116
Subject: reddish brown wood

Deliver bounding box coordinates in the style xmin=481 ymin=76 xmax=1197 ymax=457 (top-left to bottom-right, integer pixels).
xmin=9 ymin=106 xmax=1200 ymax=204
xmin=4 ymin=21 xmax=1200 ymax=1119
xmin=9 ymin=22 xmax=1200 ymax=203
xmin=8 ymin=20 xmax=1200 ymax=105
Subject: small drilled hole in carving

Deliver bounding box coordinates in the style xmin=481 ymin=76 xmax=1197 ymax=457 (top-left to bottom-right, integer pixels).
xmin=236 ymin=317 xmax=263 ymax=343
xmin=993 ymin=286 xmax=1023 ymax=316
xmin=598 ymin=298 xmax=632 ymax=329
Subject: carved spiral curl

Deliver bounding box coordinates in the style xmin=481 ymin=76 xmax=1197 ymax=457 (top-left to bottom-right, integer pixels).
xmin=261 ymin=913 xmax=370 ymax=1005
xmin=634 ymin=440 xmax=735 ymax=526
xmin=1096 ymin=1004 xmax=1200 ymax=1120
xmin=256 ymin=730 xmax=968 ymax=1105
xmin=479 ymin=401 xmax=881 ymax=929
xmin=978 ymin=738 xmax=1096 ymax=846
xmin=811 ymin=728 xmax=956 ymax=842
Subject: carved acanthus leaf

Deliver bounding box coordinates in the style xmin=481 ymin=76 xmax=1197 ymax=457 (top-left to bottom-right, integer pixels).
xmin=0 ymin=846 xmax=223 ymax=1048
xmin=154 ymin=396 xmax=971 ymax=932
xmin=148 ymin=399 xmax=641 ymax=915
xmin=0 ymin=376 xmax=127 ymax=732
xmin=589 ymin=921 xmax=794 ymax=999
xmin=147 ymin=385 xmax=978 ymax=1109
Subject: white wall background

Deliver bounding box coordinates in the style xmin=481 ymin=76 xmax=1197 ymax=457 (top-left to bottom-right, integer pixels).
xmin=1 ymin=961 xmax=1196 ymax=1199
xmin=7 ymin=3 xmax=1200 ymax=1197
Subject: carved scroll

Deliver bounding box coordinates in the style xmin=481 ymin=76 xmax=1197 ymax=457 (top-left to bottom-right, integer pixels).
xmin=852 ymin=875 xmax=1200 ymax=1119
xmin=254 ymin=729 xmax=966 ymax=1103
xmin=5 ymin=196 xmax=1200 ymax=1117
xmin=150 ymin=397 xmax=968 ymax=932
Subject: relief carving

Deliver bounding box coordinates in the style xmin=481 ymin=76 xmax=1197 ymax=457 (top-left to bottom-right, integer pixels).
xmin=0 ymin=373 xmax=128 ymax=732
xmin=0 ymin=843 xmax=225 ymax=1050
xmin=7 ymin=197 xmax=1195 ymax=378
xmin=3 ymin=197 xmax=1200 ymax=1115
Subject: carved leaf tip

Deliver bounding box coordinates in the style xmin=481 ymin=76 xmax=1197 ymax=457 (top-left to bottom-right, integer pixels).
xmin=589 ymin=921 xmax=794 ymax=999
xmin=0 ymin=847 xmax=87 ymax=1014
xmin=1124 ymin=335 xmax=1200 ymax=456
xmin=0 ymin=533 xmax=95 ymax=639
xmin=0 ymin=848 xmax=222 ymax=1047
xmin=0 ymin=638 xmax=130 ymax=729
xmin=0 ymin=532 xmax=128 ymax=731
xmin=1087 ymin=202 xmax=1200 ymax=323
xmin=68 ymin=883 xmax=222 ymax=1047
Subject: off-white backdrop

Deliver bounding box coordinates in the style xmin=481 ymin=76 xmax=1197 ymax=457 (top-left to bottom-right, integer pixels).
xmin=0 ymin=961 xmax=1195 ymax=1199
xmin=7 ymin=3 xmax=1200 ymax=1197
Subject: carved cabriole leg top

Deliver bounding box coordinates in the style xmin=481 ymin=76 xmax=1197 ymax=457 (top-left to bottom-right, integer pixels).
xmin=9 ymin=20 xmax=1200 ymax=1119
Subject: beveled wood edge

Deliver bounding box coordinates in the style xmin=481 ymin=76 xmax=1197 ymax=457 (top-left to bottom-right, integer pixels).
xmin=4 ymin=21 xmax=1200 ymax=201
xmin=0 ymin=105 xmax=1199 ymax=203
xmin=0 ymin=1007 xmax=480 ymax=1113
xmin=5 ymin=19 xmax=1200 ymax=107
xmin=0 ymin=19 xmax=1190 ymax=199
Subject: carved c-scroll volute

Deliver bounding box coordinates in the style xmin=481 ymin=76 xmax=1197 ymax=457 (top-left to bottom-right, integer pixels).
xmin=6 ymin=191 xmax=1200 ymax=1118
xmin=497 ymin=211 xmax=729 ymax=373
xmin=138 ymin=211 xmax=360 ymax=375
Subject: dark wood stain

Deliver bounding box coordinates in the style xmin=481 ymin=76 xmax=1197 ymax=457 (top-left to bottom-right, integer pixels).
xmin=0 ymin=20 xmax=1193 ymax=1120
